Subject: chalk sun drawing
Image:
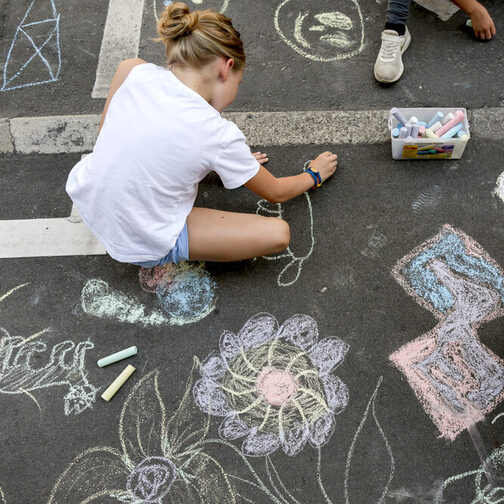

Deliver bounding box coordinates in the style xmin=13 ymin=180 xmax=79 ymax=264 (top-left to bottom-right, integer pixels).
xmin=193 ymin=313 xmax=350 ymax=457
xmin=1 ymin=0 xmax=61 ymax=91
xmin=390 ymin=224 xmax=504 ymax=440
xmin=344 ymin=377 xmax=395 ymax=504
xmin=0 ymin=284 xmax=97 ymax=415
xmin=256 ymin=170 xmax=314 ymax=287
xmin=274 ymin=0 xmax=365 ymax=61
xmin=49 ymin=361 xmax=239 ymax=503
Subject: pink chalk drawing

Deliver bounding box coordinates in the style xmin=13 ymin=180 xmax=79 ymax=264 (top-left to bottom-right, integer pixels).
xmin=390 ymin=225 xmax=504 ymax=440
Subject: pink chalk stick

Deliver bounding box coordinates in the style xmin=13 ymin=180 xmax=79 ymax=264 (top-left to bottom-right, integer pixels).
xmin=419 ymin=126 xmax=426 ymax=137
xmin=435 ymin=110 xmax=465 ymax=137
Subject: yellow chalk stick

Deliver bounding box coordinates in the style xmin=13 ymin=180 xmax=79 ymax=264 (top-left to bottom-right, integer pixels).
xmin=101 ymin=364 xmax=136 ymax=401
xmin=425 ymin=129 xmax=439 ymax=139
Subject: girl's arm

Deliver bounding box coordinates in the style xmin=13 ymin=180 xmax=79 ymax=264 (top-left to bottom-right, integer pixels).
xmin=99 ymin=58 xmax=147 ymax=133
xmin=244 ymin=151 xmax=338 ymax=203
xmin=451 ymin=0 xmax=496 ymax=39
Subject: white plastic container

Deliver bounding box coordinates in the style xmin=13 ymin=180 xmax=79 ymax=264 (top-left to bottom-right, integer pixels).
xmin=389 ymin=107 xmax=470 ymax=160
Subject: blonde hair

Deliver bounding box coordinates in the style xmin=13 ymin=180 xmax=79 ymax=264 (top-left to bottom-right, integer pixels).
xmin=156 ymin=2 xmax=245 ymax=71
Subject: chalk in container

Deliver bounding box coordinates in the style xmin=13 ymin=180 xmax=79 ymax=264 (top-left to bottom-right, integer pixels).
xmin=101 ymin=364 xmax=136 ymax=401
xmin=97 ymin=346 xmax=137 ymax=367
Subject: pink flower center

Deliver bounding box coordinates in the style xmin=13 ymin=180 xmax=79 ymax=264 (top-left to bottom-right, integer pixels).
xmin=256 ymin=367 xmax=299 ymax=406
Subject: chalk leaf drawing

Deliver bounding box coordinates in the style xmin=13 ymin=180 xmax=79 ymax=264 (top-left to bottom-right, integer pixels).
xmin=1 ymin=0 xmax=61 ymax=91
xmin=390 ymin=224 xmax=504 ymax=440
xmin=153 ymin=0 xmax=230 ymax=22
xmin=344 ymin=377 xmax=395 ymax=504
xmin=81 ymin=264 xmax=216 ymax=327
xmin=256 ymin=170 xmax=314 ymax=287
xmin=434 ymin=446 xmax=504 ymax=504
xmin=274 ymin=0 xmax=365 ymax=61
xmin=49 ymin=361 xmax=237 ymax=504
xmin=193 ymin=313 xmax=350 ymax=457
xmin=0 ymin=284 xmax=97 ymax=415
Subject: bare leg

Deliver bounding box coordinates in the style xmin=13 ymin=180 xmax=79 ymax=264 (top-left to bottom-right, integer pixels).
xmin=186 ymin=207 xmax=290 ymax=262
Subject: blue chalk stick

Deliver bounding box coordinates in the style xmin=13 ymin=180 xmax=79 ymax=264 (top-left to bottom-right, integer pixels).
xmin=427 ymin=111 xmax=444 ymax=128
xmin=418 ymin=121 xmax=427 ymax=127
xmin=98 ymin=346 xmax=138 ymax=367
xmin=441 ymin=122 xmax=464 ymax=139
xmin=392 ymin=127 xmax=400 ymax=138
xmin=457 ymin=129 xmax=469 ymax=139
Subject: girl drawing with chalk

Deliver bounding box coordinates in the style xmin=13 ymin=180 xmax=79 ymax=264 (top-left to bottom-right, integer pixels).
xmin=66 ymin=2 xmax=338 ymax=267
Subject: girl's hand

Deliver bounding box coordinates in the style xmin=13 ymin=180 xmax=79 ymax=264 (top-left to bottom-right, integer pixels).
xmin=310 ymin=151 xmax=338 ymax=183
xmin=252 ymin=152 xmax=269 ymax=165
xmin=470 ymin=5 xmax=496 ymax=39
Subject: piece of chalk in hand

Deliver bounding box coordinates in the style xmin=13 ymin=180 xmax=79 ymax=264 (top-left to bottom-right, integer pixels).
xmin=101 ymin=365 xmax=136 ymax=401
xmin=466 ymin=19 xmax=472 ymax=28
xmin=97 ymin=346 xmax=138 ymax=367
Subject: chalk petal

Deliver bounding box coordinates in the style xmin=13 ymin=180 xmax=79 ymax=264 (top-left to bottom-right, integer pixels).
xmin=323 ymin=374 xmax=349 ymax=414
xmin=279 ymin=423 xmax=309 ymax=456
xmin=278 ymin=314 xmax=318 ymax=350
xmin=242 ymin=429 xmax=280 ymax=457
xmin=308 ymin=413 xmax=336 ymax=448
xmin=192 ymin=377 xmax=230 ymax=417
xmin=238 ymin=312 xmax=279 ymax=350
xmin=201 ymin=351 xmax=227 ymax=380
xmin=308 ymin=337 xmax=350 ymax=376
xmin=218 ymin=414 xmax=251 ymax=440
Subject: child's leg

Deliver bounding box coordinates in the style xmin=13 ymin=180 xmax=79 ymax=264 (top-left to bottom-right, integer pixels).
xmin=385 ymin=0 xmax=412 ymax=34
xmin=186 ymin=207 xmax=290 ymax=262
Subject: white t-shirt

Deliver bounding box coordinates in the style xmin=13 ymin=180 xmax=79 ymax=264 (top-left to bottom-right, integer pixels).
xmin=66 ymin=63 xmax=260 ymax=262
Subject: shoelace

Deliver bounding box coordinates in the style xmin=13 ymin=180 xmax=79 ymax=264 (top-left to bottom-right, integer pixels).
xmin=379 ymin=39 xmax=401 ymax=61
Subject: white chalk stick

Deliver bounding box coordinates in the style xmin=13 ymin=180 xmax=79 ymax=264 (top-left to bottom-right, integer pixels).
xmin=97 ymin=346 xmax=137 ymax=367
xmin=101 ymin=365 xmax=136 ymax=401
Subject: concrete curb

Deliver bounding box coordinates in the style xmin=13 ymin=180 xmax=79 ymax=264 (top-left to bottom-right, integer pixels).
xmin=1 ymin=108 xmax=503 ymax=154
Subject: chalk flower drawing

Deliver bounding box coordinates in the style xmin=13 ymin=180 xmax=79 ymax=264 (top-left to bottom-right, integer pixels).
xmin=49 ymin=361 xmax=237 ymax=503
xmin=274 ymin=0 xmax=365 ymax=61
xmin=390 ymin=224 xmax=504 ymax=440
xmin=193 ymin=313 xmax=349 ymax=457
xmin=0 ymin=284 xmax=97 ymax=415
xmin=1 ymin=0 xmax=61 ymax=91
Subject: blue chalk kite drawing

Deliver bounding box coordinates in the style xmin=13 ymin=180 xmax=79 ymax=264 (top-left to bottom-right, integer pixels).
xmin=398 ymin=225 xmax=504 ymax=316
xmin=1 ymin=0 xmax=61 ymax=92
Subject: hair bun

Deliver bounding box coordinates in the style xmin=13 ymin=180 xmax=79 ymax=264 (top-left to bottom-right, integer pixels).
xmin=158 ymin=2 xmax=200 ymax=40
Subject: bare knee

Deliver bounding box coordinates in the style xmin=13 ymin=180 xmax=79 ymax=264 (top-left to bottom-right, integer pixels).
xmin=271 ymin=218 xmax=290 ymax=252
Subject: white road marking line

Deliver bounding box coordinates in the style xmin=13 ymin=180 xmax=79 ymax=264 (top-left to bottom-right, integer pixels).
xmin=92 ymin=0 xmax=146 ymax=99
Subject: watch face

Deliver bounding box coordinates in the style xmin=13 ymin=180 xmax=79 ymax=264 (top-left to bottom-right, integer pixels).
xmin=275 ymin=0 xmax=365 ymax=61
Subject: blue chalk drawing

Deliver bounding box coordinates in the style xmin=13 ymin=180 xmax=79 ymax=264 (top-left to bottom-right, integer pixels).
xmin=400 ymin=228 xmax=504 ymax=314
xmin=2 ymin=0 xmax=61 ymax=91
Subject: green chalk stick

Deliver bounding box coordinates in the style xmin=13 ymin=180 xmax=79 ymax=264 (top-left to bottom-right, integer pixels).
xmin=97 ymin=346 xmax=137 ymax=367
xmin=466 ymin=19 xmax=472 ymax=28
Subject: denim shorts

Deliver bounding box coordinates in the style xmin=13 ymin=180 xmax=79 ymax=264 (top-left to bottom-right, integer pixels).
xmin=130 ymin=223 xmax=189 ymax=267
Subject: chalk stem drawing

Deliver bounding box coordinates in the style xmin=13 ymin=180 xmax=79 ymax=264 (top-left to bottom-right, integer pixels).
xmin=0 ymin=284 xmax=97 ymax=415
xmin=390 ymin=224 xmax=504 ymax=440
xmin=344 ymin=376 xmax=395 ymax=504
xmin=256 ymin=183 xmax=314 ymax=287
xmin=0 ymin=486 xmax=6 ymax=504
xmin=494 ymin=171 xmax=504 ymax=205
xmin=2 ymin=0 xmax=61 ymax=91
xmin=434 ymin=446 xmax=504 ymax=504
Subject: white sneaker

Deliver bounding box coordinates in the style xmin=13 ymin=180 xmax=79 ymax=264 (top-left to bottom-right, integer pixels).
xmin=374 ymin=26 xmax=411 ymax=83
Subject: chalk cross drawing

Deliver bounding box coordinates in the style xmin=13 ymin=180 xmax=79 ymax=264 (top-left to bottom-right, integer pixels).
xmin=0 ymin=284 xmax=97 ymax=415
xmin=274 ymin=0 xmax=365 ymax=62
xmin=2 ymin=0 xmax=61 ymax=91
xmin=390 ymin=224 xmax=504 ymax=440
